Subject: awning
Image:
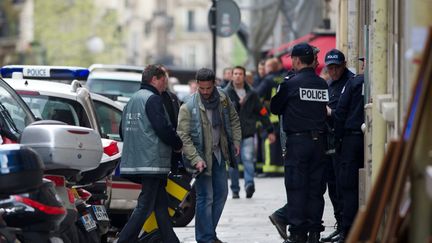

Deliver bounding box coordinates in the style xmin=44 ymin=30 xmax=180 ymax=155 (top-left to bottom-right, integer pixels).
xmin=268 ymin=33 xmax=336 ymax=75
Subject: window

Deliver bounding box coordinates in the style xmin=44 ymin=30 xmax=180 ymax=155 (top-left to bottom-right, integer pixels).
xmin=93 ymin=100 xmax=122 ymax=141
xmin=187 ymin=10 xmax=195 ymax=32
xmin=0 ymin=86 xmax=33 ymax=135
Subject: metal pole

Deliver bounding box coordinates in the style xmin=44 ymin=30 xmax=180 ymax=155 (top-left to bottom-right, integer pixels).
xmin=211 ymin=0 xmax=217 ymax=73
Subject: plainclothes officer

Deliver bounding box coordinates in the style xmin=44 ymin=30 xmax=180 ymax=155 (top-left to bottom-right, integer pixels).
xmin=333 ymin=59 xmax=365 ymax=243
xmin=270 ymin=43 xmax=328 ymax=243
xmin=320 ymin=49 xmax=355 ymax=242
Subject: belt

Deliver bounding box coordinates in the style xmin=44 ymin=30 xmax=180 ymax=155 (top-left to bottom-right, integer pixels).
xmin=345 ymin=130 xmax=363 ymax=135
xmin=286 ymin=131 xmax=325 ymax=140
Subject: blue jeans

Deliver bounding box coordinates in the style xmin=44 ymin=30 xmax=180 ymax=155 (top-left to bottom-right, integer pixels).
xmin=117 ymin=176 xmax=179 ymax=243
xmin=195 ymin=155 xmax=228 ymax=243
xmin=229 ymin=137 xmax=255 ymax=193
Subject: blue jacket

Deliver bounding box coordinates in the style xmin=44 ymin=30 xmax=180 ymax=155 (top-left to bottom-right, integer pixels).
xmin=334 ymin=74 xmax=365 ymax=140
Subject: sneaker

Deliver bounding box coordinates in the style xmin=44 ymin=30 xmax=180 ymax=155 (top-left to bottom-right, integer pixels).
xmin=245 ymin=184 xmax=255 ymax=198
xmin=269 ymin=213 xmax=288 ymax=240
xmin=320 ymin=229 xmax=340 ymax=242
xmin=232 ymin=191 xmax=240 ymax=199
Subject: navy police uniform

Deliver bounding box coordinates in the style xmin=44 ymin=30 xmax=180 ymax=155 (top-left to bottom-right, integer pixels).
xmin=334 ymin=73 xmax=365 ymax=240
xmin=321 ymin=49 xmax=355 ymax=243
xmin=270 ymin=43 xmax=328 ymax=242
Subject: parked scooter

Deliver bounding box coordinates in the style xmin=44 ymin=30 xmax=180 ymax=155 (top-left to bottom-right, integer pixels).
xmin=0 ymin=145 xmax=66 ymax=243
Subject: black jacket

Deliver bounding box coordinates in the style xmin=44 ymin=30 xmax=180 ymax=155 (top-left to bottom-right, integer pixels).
xmin=224 ymin=82 xmax=273 ymax=138
xmin=270 ymin=67 xmax=328 ymax=134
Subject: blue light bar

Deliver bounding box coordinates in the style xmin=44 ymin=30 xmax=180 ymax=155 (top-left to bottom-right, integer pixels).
xmin=0 ymin=65 xmax=90 ymax=80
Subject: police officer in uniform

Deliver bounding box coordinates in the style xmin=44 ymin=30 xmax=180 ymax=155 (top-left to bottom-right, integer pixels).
xmin=333 ymin=58 xmax=365 ymax=243
xmin=270 ymin=43 xmax=328 ymax=243
xmin=320 ymin=49 xmax=355 ymax=242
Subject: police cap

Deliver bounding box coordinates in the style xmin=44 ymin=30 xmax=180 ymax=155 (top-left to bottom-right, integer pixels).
xmin=291 ymin=43 xmax=314 ymax=57
xmin=325 ymin=49 xmax=345 ymax=65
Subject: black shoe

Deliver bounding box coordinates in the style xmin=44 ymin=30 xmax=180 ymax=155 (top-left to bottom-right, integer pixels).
xmin=213 ymin=237 xmax=224 ymax=243
xmin=336 ymin=232 xmax=346 ymax=243
xmin=245 ymin=184 xmax=255 ymax=198
xmin=307 ymin=232 xmax=321 ymax=243
xmin=283 ymin=232 xmax=308 ymax=243
xmin=320 ymin=229 xmax=340 ymax=242
xmin=269 ymin=214 xmax=288 ymax=240
xmin=232 ymin=191 xmax=239 ymax=199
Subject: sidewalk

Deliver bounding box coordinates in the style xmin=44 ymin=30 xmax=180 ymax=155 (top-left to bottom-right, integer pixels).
xmin=174 ymin=177 xmax=337 ymax=243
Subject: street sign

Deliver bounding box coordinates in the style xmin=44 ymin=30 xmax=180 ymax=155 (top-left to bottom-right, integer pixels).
xmin=208 ymin=0 xmax=241 ymax=38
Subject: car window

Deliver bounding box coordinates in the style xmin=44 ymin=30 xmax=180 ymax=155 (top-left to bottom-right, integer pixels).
xmin=87 ymin=78 xmax=140 ymax=99
xmin=21 ymin=95 xmax=91 ymax=128
xmin=93 ymin=100 xmax=122 ymax=141
xmin=0 ymin=86 xmax=33 ymax=134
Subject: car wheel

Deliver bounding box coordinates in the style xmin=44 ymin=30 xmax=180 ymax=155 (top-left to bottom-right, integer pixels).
xmin=171 ymin=187 xmax=196 ymax=227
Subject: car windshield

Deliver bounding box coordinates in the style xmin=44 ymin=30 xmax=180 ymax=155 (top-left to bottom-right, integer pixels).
xmin=87 ymin=78 xmax=140 ymax=99
xmin=20 ymin=95 xmax=92 ymax=128
xmin=0 ymin=83 xmax=34 ymax=135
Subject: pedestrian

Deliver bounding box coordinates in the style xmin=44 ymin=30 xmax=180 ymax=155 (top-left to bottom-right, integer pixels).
xmin=332 ymin=58 xmax=365 ymax=242
xmin=270 ymin=43 xmax=329 ymax=243
xmin=320 ymin=49 xmax=355 ymax=243
xmin=224 ymin=65 xmax=276 ymax=199
xmin=177 ymin=68 xmax=242 ymax=243
xmin=219 ymin=67 xmax=233 ymax=88
xmin=252 ymin=60 xmax=266 ymax=88
xmin=117 ymin=64 xmax=183 ymax=243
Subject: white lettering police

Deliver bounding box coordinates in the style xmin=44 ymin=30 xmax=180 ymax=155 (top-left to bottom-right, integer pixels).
xmin=299 ymin=88 xmax=329 ymax=102
xmin=326 ymin=54 xmax=339 ymax=60
xmin=23 ymin=67 xmax=51 ymax=77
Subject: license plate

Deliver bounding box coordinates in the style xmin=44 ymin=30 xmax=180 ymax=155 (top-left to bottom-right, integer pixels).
xmin=80 ymin=214 xmax=97 ymax=232
xmin=92 ymin=205 xmax=110 ymax=221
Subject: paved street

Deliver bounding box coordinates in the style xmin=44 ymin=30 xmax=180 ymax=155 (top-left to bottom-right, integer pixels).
xmin=174 ymin=177 xmax=336 ymax=243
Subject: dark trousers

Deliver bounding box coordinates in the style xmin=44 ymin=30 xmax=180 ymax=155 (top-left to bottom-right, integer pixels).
xmin=117 ymin=176 xmax=179 ymax=243
xmin=338 ymin=134 xmax=364 ymax=233
xmin=321 ymin=153 xmax=342 ymax=225
xmin=284 ymin=134 xmax=326 ymax=234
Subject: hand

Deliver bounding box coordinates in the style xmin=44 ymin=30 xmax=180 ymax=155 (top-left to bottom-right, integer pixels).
xmin=267 ymin=132 xmax=276 ymax=144
xmin=195 ymin=161 xmax=207 ymax=172
xmin=326 ymin=106 xmax=332 ymax=116
xmin=234 ymin=144 xmax=240 ymax=156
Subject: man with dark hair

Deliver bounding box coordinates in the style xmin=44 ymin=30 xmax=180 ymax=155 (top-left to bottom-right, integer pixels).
xmin=224 ymin=65 xmax=275 ymax=199
xmin=177 ymin=68 xmax=241 ymax=243
xmin=117 ymin=64 xmax=183 ymax=243
xmin=271 ymin=43 xmax=329 ymax=243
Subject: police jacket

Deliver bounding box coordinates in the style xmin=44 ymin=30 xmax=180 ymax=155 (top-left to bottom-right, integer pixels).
xmin=224 ymin=82 xmax=274 ymax=138
xmin=328 ymin=68 xmax=355 ymax=127
xmin=334 ymin=74 xmax=365 ymax=140
xmin=177 ymin=89 xmax=242 ymax=176
xmin=270 ymin=67 xmax=328 ymax=134
xmin=120 ymin=84 xmax=183 ymax=176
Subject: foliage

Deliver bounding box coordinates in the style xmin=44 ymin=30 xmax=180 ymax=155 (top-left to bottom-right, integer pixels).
xmin=33 ymin=0 xmax=124 ymax=66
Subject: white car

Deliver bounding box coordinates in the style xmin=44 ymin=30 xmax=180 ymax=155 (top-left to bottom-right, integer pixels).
xmin=1 ymin=65 xmax=122 ymax=205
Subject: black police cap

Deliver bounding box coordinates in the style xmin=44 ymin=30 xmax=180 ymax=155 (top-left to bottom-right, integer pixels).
xmin=325 ymin=49 xmax=346 ymax=65
xmin=291 ymin=43 xmax=314 ymax=57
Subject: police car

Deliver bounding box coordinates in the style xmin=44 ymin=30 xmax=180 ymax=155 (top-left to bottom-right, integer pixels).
xmin=0 ymin=65 xmax=122 ymax=205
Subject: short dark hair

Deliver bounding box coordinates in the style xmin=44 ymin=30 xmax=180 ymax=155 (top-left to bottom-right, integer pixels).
xmin=233 ymin=66 xmax=246 ymax=75
xmin=298 ymin=55 xmax=314 ymax=65
xmin=195 ymin=68 xmax=215 ymax=82
xmin=141 ymin=64 xmax=166 ymax=84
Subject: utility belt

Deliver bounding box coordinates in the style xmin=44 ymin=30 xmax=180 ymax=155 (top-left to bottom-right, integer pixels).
xmin=286 ymin=130 xmax=326 ymax=141
xmin=344 ymin=130 xmax=363 ymax=136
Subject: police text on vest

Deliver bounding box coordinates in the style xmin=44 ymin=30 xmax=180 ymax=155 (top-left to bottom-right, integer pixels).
xmin=299 ymin=88 xmax=329 ymax=102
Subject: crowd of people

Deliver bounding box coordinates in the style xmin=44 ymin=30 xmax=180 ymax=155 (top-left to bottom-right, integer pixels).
xmin=116 ymin=42 xmax=365 ymax=243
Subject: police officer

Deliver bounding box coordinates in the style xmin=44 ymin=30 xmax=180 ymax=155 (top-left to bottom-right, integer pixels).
xmin=270 ymin=43 xmax=328 ymax=243
xmin=333 ymin=58 xmax=365 ymax=243
xmin=320 ymin=49 xmax=355 ymax=242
